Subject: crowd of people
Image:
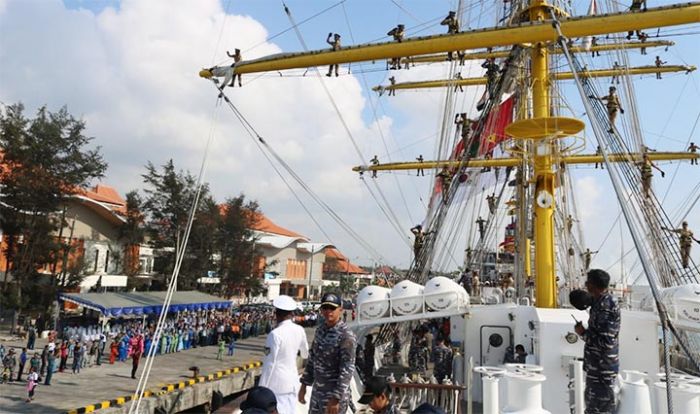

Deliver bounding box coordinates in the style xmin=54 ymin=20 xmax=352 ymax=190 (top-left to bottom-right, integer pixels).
xmin=0 ymin=305 xmax=292 ymax=403
xmin=405 ymin=319 xmax=453 ymax=383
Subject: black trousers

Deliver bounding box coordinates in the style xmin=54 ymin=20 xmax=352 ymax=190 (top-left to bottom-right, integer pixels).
xmin=131 ymin=357 xmax=140 ymax=379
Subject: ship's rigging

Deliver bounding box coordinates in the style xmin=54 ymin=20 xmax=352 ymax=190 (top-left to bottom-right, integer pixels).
xmin=201 ymin=0 xmax=698 ymax=307
xmin=198 ymin=0 xmax=700 ymax=382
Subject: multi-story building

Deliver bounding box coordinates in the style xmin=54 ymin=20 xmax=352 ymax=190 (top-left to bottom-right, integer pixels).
xmin=251 ymin=213 xmax=331 ymax=300
xmin=0 ymin=184 xmax=138 ymax=292
xmin=0 ymin=183 xmax=362 ymax=300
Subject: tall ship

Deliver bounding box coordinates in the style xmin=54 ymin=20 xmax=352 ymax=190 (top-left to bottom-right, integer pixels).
xmin=196 ymin=1 xmax=700 ymax=412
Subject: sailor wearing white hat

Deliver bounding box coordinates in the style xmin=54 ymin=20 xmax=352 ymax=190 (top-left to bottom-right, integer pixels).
xmin=259 ymin=295 xmax=309 ymax=414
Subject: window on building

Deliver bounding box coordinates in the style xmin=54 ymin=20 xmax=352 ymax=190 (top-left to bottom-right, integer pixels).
xmin=286 ymin=259 xmax=307 ymax=280
xmin=104 ymin=250 xmax=110 ymax=273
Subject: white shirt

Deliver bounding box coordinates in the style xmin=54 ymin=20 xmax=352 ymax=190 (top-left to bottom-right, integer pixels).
xmin=258 ymin=319 xmax=309 ymax=395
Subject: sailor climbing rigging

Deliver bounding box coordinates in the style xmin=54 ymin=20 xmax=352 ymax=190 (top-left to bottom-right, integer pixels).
xmin=637 ymin=152 xmax=665 ymax=198
xmin=590 ymin=86 xmax=624 ymax=133
xmin=662 ymin=221 xmax=700 ymax=268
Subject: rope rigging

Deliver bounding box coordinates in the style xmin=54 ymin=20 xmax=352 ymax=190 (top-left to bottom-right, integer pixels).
xmin=575 ymin=36 xmax=698 ymax=285
xmin=340 ymin=2 xmax=416 ymax=228
xmin=552 ymin=15 xmax=700 ymax=400
xmin=282 ymin=1 xmax=412 ymax=248
xmin=215 ymin=87 xmax=389 ymax=263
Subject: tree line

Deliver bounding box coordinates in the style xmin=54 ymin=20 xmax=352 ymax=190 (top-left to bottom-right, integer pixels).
xmin=0 ymin=103 xmax=263 ymax=325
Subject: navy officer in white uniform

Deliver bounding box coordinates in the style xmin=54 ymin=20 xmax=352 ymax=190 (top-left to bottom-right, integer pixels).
xmin=259 ymin=295 xmax=309 ymax=414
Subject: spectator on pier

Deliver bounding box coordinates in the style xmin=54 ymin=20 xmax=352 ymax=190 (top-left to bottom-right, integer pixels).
xmin=72 ymin=343 xmax=83 ymax=374
xmin=17 ymin=348 xmax=27 ymax=381
xmin=2 ymin=348 xmax=16 ymax=382
xmin=25 ymin=367 xmax=39 ymax=403
xmin=228 ymin=338 xmax=236 ymax=357
xmin=44 ymin=350 xmax=57 ymax=385
xmin=27 ymin=325 xmax=37 ymax=350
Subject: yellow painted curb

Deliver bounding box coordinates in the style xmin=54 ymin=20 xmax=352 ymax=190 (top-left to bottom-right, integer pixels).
xmin=65 ymin=360 xmax=264 ymax=414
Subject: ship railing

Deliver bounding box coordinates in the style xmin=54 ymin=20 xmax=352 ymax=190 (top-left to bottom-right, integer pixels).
xmin=391 ymin=382 xmax=466 ymax=414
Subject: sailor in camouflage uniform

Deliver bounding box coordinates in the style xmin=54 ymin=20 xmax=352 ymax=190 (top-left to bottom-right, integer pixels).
xmin=574 ymin=269 xmax=621 ymax=414
xmin=299 ymin=293 xmax=357 ymax=414
xmin=431 ymin=337 xmax=453 ymax=384
xmin=358 ymin=376 xmax=400 ymax=414
xmin=662 ymin=221 xmax=700 ymax=268
xmin=408 ymin=328 xmax=428 ymax=376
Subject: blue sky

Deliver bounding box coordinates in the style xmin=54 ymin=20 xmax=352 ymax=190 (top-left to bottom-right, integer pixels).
xmin=3 ymin=0 xmax=698 ymax=278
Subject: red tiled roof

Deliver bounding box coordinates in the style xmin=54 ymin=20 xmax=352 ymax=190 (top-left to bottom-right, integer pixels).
xmin=249 ymin=212 xmax=306 ymax=238
xmin=217 ymin=205 xmax=305 ymax=239
xmin=81 ymin=184 xmax=126 ymax=207
xmin=324 ymin=247 xmax=347 ymax=260
xmin=324 ymin=247 xmax=365 ymax=274
xmin=375 ymin=265 xmax=394 ymax=275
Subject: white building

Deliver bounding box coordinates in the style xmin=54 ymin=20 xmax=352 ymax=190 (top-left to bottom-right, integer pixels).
xmin=251 ymin=213 xmax=332 ymax=300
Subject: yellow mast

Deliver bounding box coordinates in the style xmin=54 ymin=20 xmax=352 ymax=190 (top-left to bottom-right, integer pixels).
xmin=401 ymin=40 xmax=674 ymax=64
xmin=529 ymin=0 xmax=557 ymax=308
xmin=373 ymin=65 xmax=696 ymax=92
xmin=222 ymin=3 xmax=700 ymax=75
xmin=351 ymin=152 xmax=698 ymax=172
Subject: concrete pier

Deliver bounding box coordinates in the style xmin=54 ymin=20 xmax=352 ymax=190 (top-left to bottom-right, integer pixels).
xmin=0 ymin=327 xmax=315 ymax=413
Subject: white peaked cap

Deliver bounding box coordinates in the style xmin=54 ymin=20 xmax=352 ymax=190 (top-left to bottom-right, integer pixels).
xmin=272 ymin=295 xmax=298 ymax=311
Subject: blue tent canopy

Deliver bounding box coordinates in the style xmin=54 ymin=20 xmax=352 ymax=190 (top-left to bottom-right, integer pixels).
xmin=58 ymin=291 xmax=231 ymax=317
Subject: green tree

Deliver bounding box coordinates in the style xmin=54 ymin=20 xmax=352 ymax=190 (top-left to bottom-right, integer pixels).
xmin=216 ymin=195 xmax=262 ymax=297
xmin=183 ymin=195 xmax=220 ymax=289
xmin=339 ymin=275 xmax=356 ymax=298
xmin=141 ymin=160 xmax=215 ymax=288
xmin=0 ymin=103 xmax=107 ymax=323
